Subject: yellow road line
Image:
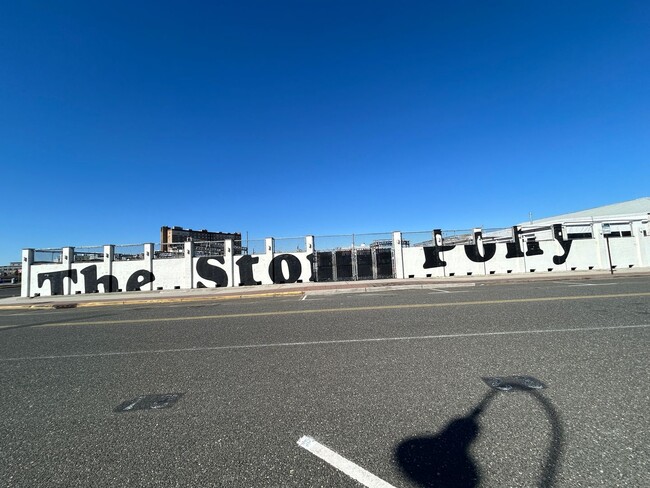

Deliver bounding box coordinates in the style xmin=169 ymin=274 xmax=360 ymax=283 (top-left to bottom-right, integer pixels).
xmin=21 ymin=291 xmax=650 ymax=329
xmin=74 ymin=290 xmax=304 ymax=308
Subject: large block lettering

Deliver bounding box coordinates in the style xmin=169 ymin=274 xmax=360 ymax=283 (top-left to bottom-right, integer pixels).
xmin=196 ymin=257 xmax=228 ymax=288
xmin=552 ymin=224 xmax=573 ymax=265
xmin=236 ymin=255 xmax=260 ymax=286
xmin=269 ymin=254 xmax=302 ymax=283
xmin=80 ymin=265 xmax=118 ymax=293
xmin=464 ymin=243 xmax=497 ymax=263
xmin=37 ymin=269 xmax=78 ymax=296
xmin=126 ymin=270 xmax=155 ymax=291
xmin=423 ymin=245 xmax=455 ymax=268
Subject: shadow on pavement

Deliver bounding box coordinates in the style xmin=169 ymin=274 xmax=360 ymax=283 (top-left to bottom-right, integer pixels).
xmin=395 ymin=386 xmax=564 ymax=488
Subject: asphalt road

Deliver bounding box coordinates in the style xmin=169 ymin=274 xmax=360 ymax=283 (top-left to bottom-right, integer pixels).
xmin=1 ymin=277 xmax=649 ymax=487
xmin=0 ymin=284 xmax=20 ymax=299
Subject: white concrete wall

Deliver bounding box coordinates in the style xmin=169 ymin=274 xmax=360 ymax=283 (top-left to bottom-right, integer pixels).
xmin=22 ymin=222 xmax=650 ymax=297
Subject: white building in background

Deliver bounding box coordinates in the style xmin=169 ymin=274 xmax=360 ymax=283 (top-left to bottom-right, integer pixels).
xmin=518 ymin=197 xmax=650 ymax=241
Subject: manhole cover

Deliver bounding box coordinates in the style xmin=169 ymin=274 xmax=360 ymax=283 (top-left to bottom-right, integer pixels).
xmin=481 ymin=376 xmax=546 ymax=391
xmin=114 ymin=393 xmax=184 ymax=412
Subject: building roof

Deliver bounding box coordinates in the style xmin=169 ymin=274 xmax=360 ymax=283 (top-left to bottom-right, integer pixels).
xmin=523 ymin=197 xmax=650 ymax=225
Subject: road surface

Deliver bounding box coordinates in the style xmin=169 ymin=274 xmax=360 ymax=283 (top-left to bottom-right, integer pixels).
xmin=1 ymin=277 xmax=648 ymax=487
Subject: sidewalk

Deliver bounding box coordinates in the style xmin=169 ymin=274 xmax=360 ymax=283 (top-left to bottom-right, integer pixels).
xmin=1 ymin=269 xmax=648 ymax=310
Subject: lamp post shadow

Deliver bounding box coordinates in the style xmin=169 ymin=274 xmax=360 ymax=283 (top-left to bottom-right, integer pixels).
xmin=395 ymin=391 xmax=495 ymax=488
xmin=394 ymin=386 xmax=563 ymax=488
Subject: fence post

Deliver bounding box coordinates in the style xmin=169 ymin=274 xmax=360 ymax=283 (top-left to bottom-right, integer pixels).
xmin=184 ymin=241 xmax=194 ymax=289
xmin=144 ymin=243 xmax=154 ymax=291
xmin=224 ymin=239 xmax=235 ymax=287
xmin=62 ymin=247 xmax=74 ymax=295
xmin=305 ymin=235 xmax=315 ymax=281
xmin=392 ymin=231 xmax=404 ymax=279
xmin=21 ymin=248 xmax=34 ymax=298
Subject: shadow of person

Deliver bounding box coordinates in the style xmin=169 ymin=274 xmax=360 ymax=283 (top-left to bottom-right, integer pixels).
xmin=395 ymin=393 xmax=494 ymax=488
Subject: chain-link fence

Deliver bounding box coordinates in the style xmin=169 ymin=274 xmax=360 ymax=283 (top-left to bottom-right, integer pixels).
xmin=114 ymin=244 xmax=145 ymax=261
xmin=154 ymin=243 xmax=184 ymax=259
xmin=73 ymin=245 xmax=104 ymax=263
xmin=243 ymin=239 xmax=266 ymax=255
xmin=313 ymin=234 xmax=356 ymax=252
xmin=193 ymin=240 xmax=226 ymax=257
xmin=274 ymin=237 xmax=306 ymax=253
xmin=401 ymin=231 xmax=433 ymax=247
xmin=441 ymin=229 xmax=475 ymax=245
xmin=34 ymin=248 xmax=63 ymax=264
xmin=482 ymin=227 xmax=515 ymax=244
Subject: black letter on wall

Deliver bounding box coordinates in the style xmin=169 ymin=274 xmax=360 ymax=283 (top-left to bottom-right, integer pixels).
xmin=552 ymin=224 xmax=573 ymax=265
xmin=80 ymin=265 xmax=118 ymax=293
xmin=464 ymin=231 xmax=496 ymax=263
xmin=269 ymin=254 xmax=302 ymax=284
xmin=306 ymin=253 xmax=316 ymax=282
xmin=196 ymin=257 xmax=228 ymax=288
xmin=236 ymin=255 xmax=260 ymax=286
xmin=506 ymin=226 xmax=525 ymax=259
xmin=126 ymin=270 xmax=155 ymax=291
xmin=423 ymin=246 xmax=455 ymax=268
xmin=526 ymin=240 xmax=544 ymax=256
xmin=464 ymin=243 xmax=497 ymax=263
xmin=37 ymin=269 xmax=78 ymax=296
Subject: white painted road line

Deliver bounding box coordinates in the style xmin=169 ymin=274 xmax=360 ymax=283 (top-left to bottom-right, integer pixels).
xmin=566 ymin=283 xmax=617 ymax=287
xmin=297 ymin=436 xmax=396 ymax=488
xmin=1 ymin=323 xmax=648 ymax=362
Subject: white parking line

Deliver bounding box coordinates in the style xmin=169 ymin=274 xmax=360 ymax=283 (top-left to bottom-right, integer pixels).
xmin=297 ymin=436 xmax=396 ymax=488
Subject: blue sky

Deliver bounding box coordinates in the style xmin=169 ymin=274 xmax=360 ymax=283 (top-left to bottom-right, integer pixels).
xmin=1 ymin=1 xmax=649 ymax=264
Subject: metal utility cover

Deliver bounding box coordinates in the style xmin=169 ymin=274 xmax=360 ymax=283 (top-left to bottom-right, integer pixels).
xmin=114 ymin=393 xmax=184 ymax=413
xmin=482 ymin=376 xmax=546 ymax=391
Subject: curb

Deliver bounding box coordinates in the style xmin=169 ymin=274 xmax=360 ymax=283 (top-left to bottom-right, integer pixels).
xmin=0 ymin=290 xmax=305 ymax=311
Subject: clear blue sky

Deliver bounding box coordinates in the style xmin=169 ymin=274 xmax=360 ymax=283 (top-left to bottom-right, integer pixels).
xmin=1 ymin=1 xmax=649 ymax=264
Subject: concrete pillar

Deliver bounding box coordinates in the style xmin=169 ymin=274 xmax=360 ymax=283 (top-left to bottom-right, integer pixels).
xmin=392 ymin=231 xmax=404 ymax=279
xmin=224 ymin=239 xmax=235 ymax=287
xmin=21 ymin=249 xmax=34 ymax=298
xmin=144 ymin=243 xmax=154 ymax=291
xmin=593 ymin=223 xmax=606 ymax=270
xmin=305 ymin=235 xmax=314 ymax=253
xmin=184 ymin=241 xmax=194 ymax=289
xmin=104 ymin=245 xmax=114 ymax=293
xmin=265 ymin=237 xmax=275 ymax=255
xmin=473 ymin=228 xmax=484 ymax=256
xmin=633 ymin=221 xmax=644 ymax=267
xmin=62 ymin=247 xmax=74 ymax=295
